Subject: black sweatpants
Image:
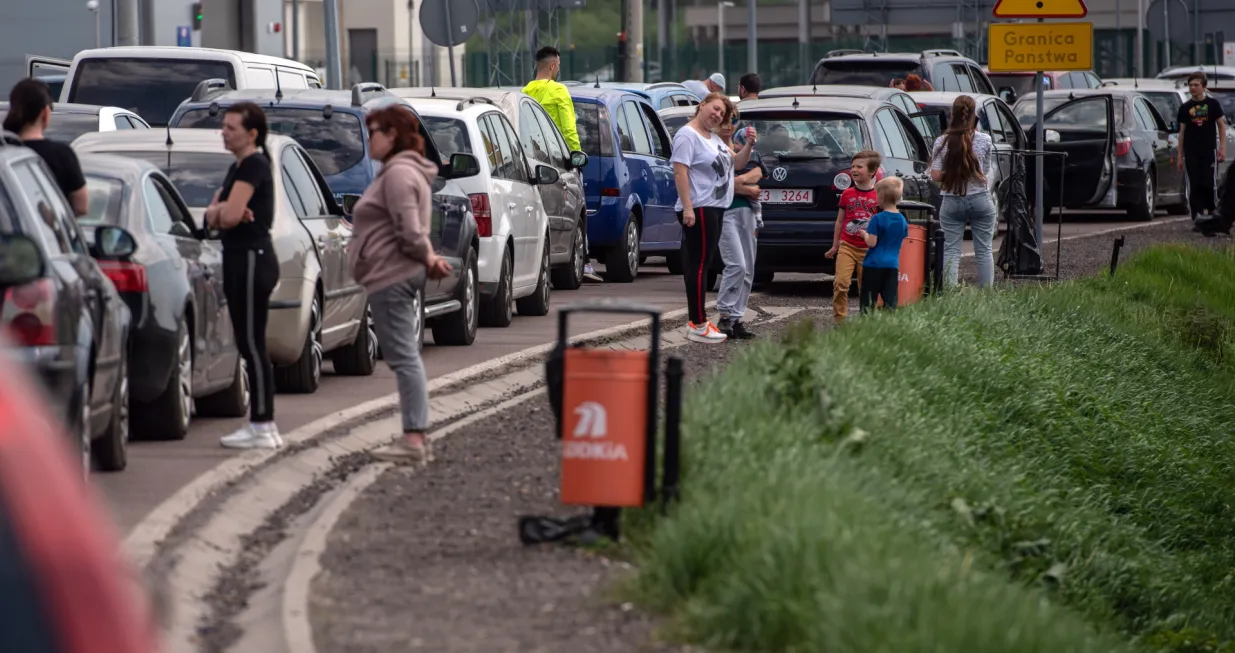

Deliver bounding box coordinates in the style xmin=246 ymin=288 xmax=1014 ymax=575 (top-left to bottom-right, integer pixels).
xmin=223 ymin=245 xmax=279 ymax=423
xmin=678 ymin=207 xmax=724 ymax=325
xmin=1184 ymin=149 xmax=1218 ymax=218
xmin=859 ymin=266 xmax=899 ymax=315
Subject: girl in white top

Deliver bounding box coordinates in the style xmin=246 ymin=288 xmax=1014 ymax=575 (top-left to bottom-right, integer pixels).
xmin=930 ymin=94 xmax=997 ymax=288
xmin=671 ymin=93 xmax=757 ymax=343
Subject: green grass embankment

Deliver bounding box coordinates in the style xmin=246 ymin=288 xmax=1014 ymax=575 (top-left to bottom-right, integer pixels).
xmin=628 ymin=245 xmax=1235 ymax=653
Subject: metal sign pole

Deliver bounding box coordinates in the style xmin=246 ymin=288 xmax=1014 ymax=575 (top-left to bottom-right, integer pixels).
xmin=1035 ymin=69 xmax=1045 ymax=248
xmin=445 ymin=0 xmax=458 ymax=87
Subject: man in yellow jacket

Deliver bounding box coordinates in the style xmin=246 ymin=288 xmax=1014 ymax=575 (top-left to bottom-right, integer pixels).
xmin=524 ymin=45 xmax=602 ymax=280
xmin=522 ymin=46 xmax=580 ymax=152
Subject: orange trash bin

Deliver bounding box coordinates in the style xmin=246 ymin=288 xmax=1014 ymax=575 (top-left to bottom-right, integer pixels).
xmin=897 ymin=224 xmax=928 ymax=306
xmin=559 ymin=347 xmax=651 ymax=508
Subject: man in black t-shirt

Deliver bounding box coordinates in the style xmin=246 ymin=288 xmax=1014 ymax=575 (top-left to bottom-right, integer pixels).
xmin=1176 ymin=71 xmax=1228 ymax=226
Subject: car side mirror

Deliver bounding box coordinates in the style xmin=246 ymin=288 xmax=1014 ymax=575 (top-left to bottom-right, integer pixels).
xmin=533 ymin=164 xmax=560 ymax=186
xmin=92 ymin=225 xmax=138 ymax=260
xmin=1044 ymin=129 xmax=1062 ymax=144
xmin=341 ymin=194 xmax=362 ymax=215
xmin=998 ymin=87 xmax=1018 ymax=105
xmin=446 ymin=152 xmax=481 ymax=179
xmin=569 ymin=150 xmax=589 ymax=169
xmin=0 ymin=233 xmax=46 ymax=287
xmin=169 ymin=221 xmax=195 ymax=240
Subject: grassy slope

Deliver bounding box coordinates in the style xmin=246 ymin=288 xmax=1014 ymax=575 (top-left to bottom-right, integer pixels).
xmin=628 ymin=245 xmax=1235 ymax=653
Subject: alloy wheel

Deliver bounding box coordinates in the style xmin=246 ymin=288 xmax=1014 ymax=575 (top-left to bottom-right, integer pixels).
xmin=310 ymin=297 xmax=323 ymax=385
xmin=177 ymin=328 xmax=193 ymax=429
xmin=80 ymin=393 xmax=92 ymax=478
xmin=464 ymin=265 xmax=477 ymax=332
xmin=364 ymin=304 xmax=378 ymax=365
xmin=626 ymin=223 xmax=639 ymax=276
xmin=539 ymin=241 xmax=550 ymax=305
xmin=117 ymin=375 xmax=130 ymax=445
xmin=239 ymin=357 xmax=251 ymax=412
xmin=572 ymin=226 xmax=585 ymax=284
xmin=410 ymin=288 xmax=424 ymax=346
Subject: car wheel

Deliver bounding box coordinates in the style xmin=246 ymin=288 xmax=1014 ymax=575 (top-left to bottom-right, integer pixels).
xmin=78 ymin=381 xmax=92 ymax=479
xmin=550 ymin=222 xmax=585 ymax=290
xmin=479 ymin=246 xmax=514 ymax=328
xmin=136 ymin=320 xmax=193 ymax=441
xmin=516 ymin=236 xmax=552 ymax=317
xmin=1129 ymin=169 xmax=1156 ymax=221
xmin=196 ymin=355 xmax=249 ymax=418
xmin=332 ymin=302 xmax=378 ymax=376
xmin=275 ymin=293 xmax=323 ymax=393
xmin=433 ymin=247 xmax=479 ymax=346
xmin=604 ymin=217 xmax=639 ymax=283
xmin=93 ymin=355 xmax=129 ymax=473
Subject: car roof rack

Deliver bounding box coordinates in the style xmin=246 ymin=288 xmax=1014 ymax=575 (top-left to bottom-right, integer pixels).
xmin=923 ymin=49 xmax=964 ymax=57
xmin=351 ymin=82 xmax=389 ymax=107
xmin=191 ymin=78 xmax=233 ymax=103
xmin=455 ymin=96 xmax=497 ymax=111
xmin=825 ymin=49 xmax=865 ymax=58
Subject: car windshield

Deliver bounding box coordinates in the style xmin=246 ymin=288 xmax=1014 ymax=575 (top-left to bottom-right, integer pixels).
xmin=0 ymin=111 xmax=98 ymax=143
xmin=986 ymin=73 xmax=1039 ymax=97
xmin=80 ymin=175 xmax=125 ymax=226
xmin=1141 ymin=92 xmax=1181 ymax=125
xmin=1042 ymin=98 xmax=1112 ymax=130
xmin=95 ymin=151 xmax=231 ymax=207
xmin=1208 ymin=88 xmax=1235 ymax=119
xmin=176 ymin=107 xmax=365 ymax=176
xmin=662 ymin=115 xmax=689 ymax=138
xmin=812 ymin=61 xmax=923 ymax=87
xmin=68 ymin=58 xmax=236 ymax=127
xmin=572 ymin=100 xmax=614 ymax=157
xmin=742 ymin=113 xmax=867 ymax=161
xmin=420 ymin=116 xmax=472 ymax=163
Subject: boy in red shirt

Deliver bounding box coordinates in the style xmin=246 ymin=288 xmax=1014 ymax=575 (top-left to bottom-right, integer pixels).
xmin=826 ymin=150 xmax=882 ymax=323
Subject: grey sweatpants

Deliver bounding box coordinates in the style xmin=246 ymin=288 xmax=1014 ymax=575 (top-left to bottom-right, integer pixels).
xmin=368 ymin=276 xmax=430 ymax=433
xmin=717 ymin=205 xmax=757 ymax=319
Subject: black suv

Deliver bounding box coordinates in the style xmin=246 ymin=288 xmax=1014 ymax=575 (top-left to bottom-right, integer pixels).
xmin=0 ymin=133 xmax=137 ymax=475
xmin=810 ymin=49 xmax=996 ymax=96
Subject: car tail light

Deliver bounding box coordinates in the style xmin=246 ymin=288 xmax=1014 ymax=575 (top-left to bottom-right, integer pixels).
xmin=600 ymin=187 xmax=621 ymax=197
xmin=1115 ymin=136 xmax=1132 ymax=157
xmin=2 ymin=279 xmax=56 ymax=346
xmin=469 ymin=193 xmax=492 ymax=237
xmin=833 ymin=171 xmax=853 ymax=191
xmin=917 ymin=102 xmax=927 ymax=109
xmin=96 ymin=260 xmax=148 ymax=293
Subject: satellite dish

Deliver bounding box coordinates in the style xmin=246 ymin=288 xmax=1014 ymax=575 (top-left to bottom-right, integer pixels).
xmin=420 ymin=0 xmax=480 ymax=48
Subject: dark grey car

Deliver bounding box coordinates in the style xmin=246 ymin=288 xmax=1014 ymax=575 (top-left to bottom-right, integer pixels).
xmin=77 ymin=153 xmax=249 ymax=441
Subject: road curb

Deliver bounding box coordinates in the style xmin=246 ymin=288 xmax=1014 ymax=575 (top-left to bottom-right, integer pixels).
xmin=122 ymin=301 xmax=712 ymax=572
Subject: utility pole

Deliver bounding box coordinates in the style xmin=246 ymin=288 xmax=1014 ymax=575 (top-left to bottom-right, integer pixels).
xmin=657 ymin=0 xmax=667 ymax=81
xmin=668 ymin=0 xmax=678 ymax=80
xmin=292 ymin=0 xmax=300 ymax=60
xmin=798 ymin=0 xmax=808 ymax=82
xmin=746 ymin=0 xmax=756 ymax=74
xmin=115 ymin=0 xmax=138 ymax=45
xmin=1163 ymin=0 xmax=1171 ymax=69
xmin=324 ymin=0 xmax=343 ymax=88
xmin=1136 ymin=0 xmax=1144 ymax=76
xmin=629 ymin=0 xmax=644 ymax=82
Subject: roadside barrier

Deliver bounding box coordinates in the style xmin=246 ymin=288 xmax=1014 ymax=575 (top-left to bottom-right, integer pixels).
xmin=519 ymin=302 xmax=684 ymax=545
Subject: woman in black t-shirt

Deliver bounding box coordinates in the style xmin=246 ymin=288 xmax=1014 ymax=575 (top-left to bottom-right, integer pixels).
xmin=205 ymin=101 xmax=282 ymax=450
xmin=4 ymin=78 xmax=88 ymax=216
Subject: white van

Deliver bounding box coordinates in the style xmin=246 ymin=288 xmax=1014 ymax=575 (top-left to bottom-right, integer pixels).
xmin=26 ymin=46 xmax=322 ymax=127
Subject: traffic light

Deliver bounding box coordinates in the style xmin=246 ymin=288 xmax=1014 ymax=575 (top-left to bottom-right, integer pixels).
xmin=191 ymin=3 xmax=203 ymax=30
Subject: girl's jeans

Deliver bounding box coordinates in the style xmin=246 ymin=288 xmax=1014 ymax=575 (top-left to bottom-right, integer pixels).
xmin=940 ymin=191 xmax=998 ymax=288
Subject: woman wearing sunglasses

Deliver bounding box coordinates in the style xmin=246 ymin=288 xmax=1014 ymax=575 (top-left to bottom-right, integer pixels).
xmin=347 ymin=106 xmax=452 ymax=464
xmin=715 ymin=107 xmax=766 ymax=339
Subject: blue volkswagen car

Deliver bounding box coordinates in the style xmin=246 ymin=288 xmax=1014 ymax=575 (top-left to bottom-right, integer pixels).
xmin=168 ymin=82 xmax=391 ymax=208
xmin=569 ymin=87 xmax=681 ymax=282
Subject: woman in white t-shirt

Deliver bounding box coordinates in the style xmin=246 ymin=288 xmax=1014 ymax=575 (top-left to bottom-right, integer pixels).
xmin=930 ymin=94 xmax=997 ymax=288
xmin=671 ymin=92 xmax=757 ymax=343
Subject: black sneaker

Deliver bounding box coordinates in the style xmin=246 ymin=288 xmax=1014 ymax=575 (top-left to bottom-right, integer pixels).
xmin=732 ymin=320 xmax=757 ymax=340
xmin=717 ymin=316 xmax=736 ymax=339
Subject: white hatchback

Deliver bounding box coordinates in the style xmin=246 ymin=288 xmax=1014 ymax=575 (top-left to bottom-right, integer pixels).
xmin=409 ymin=98 xmax=556 ymax=328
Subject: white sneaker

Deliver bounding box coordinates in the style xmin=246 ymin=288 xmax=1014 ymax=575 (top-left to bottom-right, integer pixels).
xmin=220 ymin=423 xmax=281 ymax=449
xmin=253 ymin=421 xmax=285 ymax=447
xmin=686 ymin=321 xmax=728 ymax=344
xmin=583 ymin=264 xmax=603 ymax=283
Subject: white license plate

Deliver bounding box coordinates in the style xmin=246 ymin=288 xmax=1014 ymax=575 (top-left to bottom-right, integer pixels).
xmin=760 ymin=188 xmax=813 ymax=204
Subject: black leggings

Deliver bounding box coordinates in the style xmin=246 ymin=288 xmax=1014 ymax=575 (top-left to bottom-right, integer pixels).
xmin=678 ymin=207 xmax=724 ymax=325
xmin=859 ymin=266 xmax=899 ymax=314
xmin=1185 ymin=150 xmax=1217 ymax=217
xmin=223 ymin=245 xmax=279 ymax=423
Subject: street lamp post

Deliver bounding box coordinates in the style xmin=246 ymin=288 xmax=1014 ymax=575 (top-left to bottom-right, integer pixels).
xmin=718 ymin=1 xmax=734 ymax=77
xmin=86 ymin=0 xmax=100 ymax=48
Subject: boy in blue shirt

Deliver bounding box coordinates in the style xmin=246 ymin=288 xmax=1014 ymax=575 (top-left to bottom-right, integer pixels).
xmin=857 ymin=176 xmax=910 ymax=314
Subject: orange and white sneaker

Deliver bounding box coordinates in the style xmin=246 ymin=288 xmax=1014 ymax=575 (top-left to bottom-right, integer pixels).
xmin=686 ymin=321 xmax=728 ymax=344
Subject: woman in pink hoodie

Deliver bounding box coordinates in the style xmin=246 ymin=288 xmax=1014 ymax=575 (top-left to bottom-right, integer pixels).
xmin=349 ymin=105 xmax=452 ymax=463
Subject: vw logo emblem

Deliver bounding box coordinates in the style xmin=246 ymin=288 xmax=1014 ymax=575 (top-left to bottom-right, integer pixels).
xmin=771 ymin=167 xmax=788 ymax=181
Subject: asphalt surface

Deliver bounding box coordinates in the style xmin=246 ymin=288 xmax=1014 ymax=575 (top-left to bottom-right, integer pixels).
xmin=305 ymin=214 xmax=1226 ymax=653
xmin=93 ymin=213 xmax=1169 ymax=534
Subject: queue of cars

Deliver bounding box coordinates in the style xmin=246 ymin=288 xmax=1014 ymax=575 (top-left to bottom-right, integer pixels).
xmin=4 ymin=43 xmax=1230 ymax=478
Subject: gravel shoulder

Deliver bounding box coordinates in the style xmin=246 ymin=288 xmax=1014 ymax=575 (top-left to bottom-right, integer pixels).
xmin=308 ymin=219 xmax=1222 ymax=653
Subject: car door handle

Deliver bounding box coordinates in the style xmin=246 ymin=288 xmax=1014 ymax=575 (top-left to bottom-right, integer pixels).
xmin=508 ymin=202 xmax=518 ymax=209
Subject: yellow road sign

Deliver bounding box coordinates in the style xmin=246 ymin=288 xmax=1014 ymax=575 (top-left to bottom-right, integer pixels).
xmin=993 ymin=0 xmax=1087 ymax=18
xmin=987 ymin=22 xmax=1093 ymax=72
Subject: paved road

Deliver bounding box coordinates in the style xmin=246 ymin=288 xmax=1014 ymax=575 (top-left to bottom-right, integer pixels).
xmin=95 ymin=210 xmax=1175 ymax=533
